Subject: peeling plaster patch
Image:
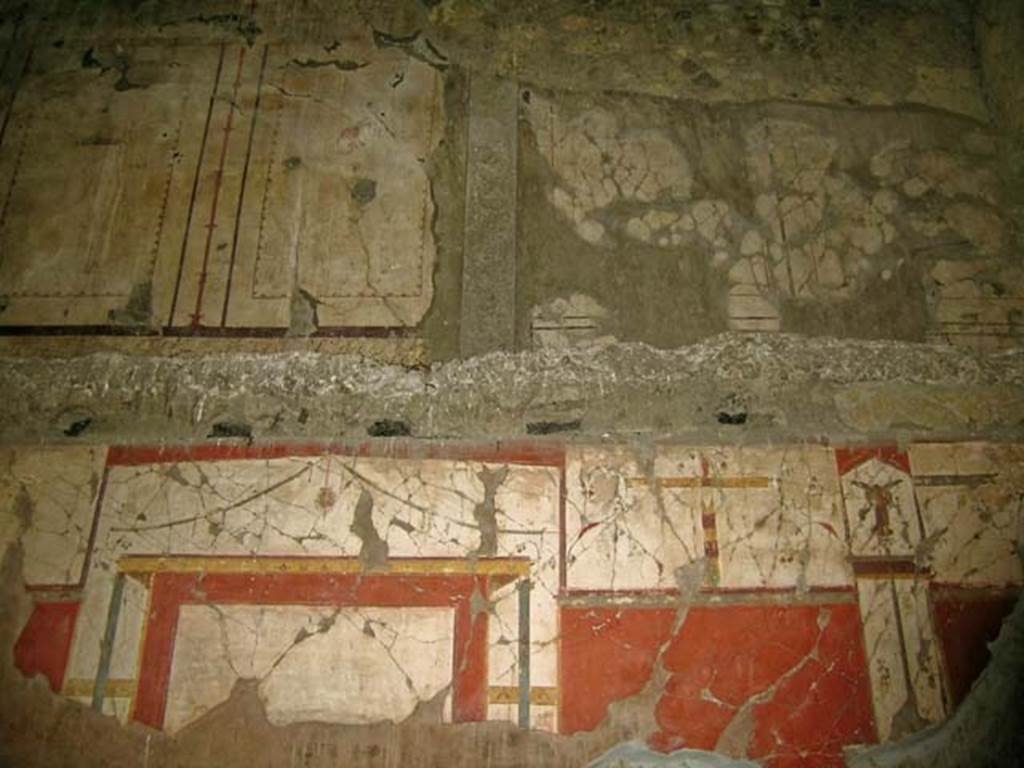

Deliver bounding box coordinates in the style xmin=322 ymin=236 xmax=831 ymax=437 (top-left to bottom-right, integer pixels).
xmin=471 ymin=467 xmax=508 ymax=557
xmin=526 ymin=94 xmax=693 ymax=248
xmin=351 ymin=490 xmax=389 ymax=571
xmin=287 ymin=287 xmax=320 ymax=338
xmin=531 ymin=293 xmax=612 ymax=350
xmin=524 ymin=91 xmax=1011 ymax=347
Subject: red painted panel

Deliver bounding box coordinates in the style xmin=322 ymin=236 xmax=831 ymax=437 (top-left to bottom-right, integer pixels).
xmin=133 ymin=573 xmax=191 ymax=728
xmin=452 ymin=576 xmax=490 ymax=722
xmin=652 ymin=603 xmax=875 ymax=767
xmin=559 ymin=606 xmax=677 ymax=734
xmin=13 ymin=601 xmax=80 ymax=692
xmin=745 ymin=604 xmax=877 ymax=765
xmin=932 ymin=588 xmax=1019 ymax=706
xmin=835 ymin=445 xmax=910 ymax=476
xmin=132 ymin=570 xmax=490 ymax=729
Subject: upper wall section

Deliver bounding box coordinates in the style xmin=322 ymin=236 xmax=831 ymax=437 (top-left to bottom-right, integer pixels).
xmin=0 ymin=0 xmax=1019 ymax=363
xmin=0 ymin=16 xmax=445 ymax=362
xmin=434 ymin=0 xmax=986 ymax=118
xmin=519 ymin=94 xmax=1017 ymax=349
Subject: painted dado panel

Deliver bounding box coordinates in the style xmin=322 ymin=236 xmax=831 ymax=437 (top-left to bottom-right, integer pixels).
xmin=3 ymin=440 xmax=1021 ymax=766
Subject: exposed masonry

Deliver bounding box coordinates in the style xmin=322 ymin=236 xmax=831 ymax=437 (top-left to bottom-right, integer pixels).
xmin=472 ymin=467 xmax=508 ymax=557
xmin=2 ymin=335 xmax=1024 ymax=446
xmin=351 ymin=489 xmax=389 ymax=570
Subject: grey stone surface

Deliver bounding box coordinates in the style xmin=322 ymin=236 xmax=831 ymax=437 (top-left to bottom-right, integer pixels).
xmin=977 ymin=0 xmax=1024 ymax=142
xmin=460 ymin=74 xmax=519 ymax=356
xmin=587 ymin=741 xmax=757 ymax=768
xmin=430 ymin=0 xmax=983 ymax=118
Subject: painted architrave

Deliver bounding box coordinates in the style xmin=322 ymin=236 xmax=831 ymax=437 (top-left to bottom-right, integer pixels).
xmin=103 ymin=439 xmax=569 ymax=590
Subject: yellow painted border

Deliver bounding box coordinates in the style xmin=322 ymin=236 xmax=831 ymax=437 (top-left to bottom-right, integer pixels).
xmin=488 ymin=686 xmax=559 ymax=706
xmin=628 ymin=476 xmax=771 ymax=489
xmin=118 ymin=555 xmax=531 ymax=578
xmin=64 ymin=677 xmax=136 ymax=698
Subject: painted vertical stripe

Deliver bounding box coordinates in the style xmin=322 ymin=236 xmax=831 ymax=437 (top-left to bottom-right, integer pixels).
xmin=167 ymin=43 xmax=226 ymax=326
xmin=517 ymin=578 xmax=531 ymax=728
xmin=92 ymin=572 xmax=126 ymax=711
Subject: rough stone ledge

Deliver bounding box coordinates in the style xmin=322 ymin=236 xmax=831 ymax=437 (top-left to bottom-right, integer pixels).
xmin=1 ymin=334 xmax=1023 ymax=445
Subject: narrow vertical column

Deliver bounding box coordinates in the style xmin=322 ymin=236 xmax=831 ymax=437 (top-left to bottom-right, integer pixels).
xmin=517 ymin=578 xmax=532 ymax=728
xmin=92 ymin=572 xmax=126 ymax=712
xmin=460 ymin=74 xmax=519 ymax=357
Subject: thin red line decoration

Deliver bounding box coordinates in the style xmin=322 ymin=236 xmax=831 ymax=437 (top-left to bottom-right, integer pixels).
xmin=106 ymin=439 xmax=566 ymax=469
xmin=221 ymin=43 xmax=269 ymax=327
xmin=850 ymin=558 xmax=929 ymax=578
xmin=835 ymin=445 xmax=911 ymax=477
xmin=132 ymin=570 xmax=491 ymax=729
xmin=191 ymin=46 xmax=246 ymax=327
xmin=167 ymin=43 xmax=226 ymax=327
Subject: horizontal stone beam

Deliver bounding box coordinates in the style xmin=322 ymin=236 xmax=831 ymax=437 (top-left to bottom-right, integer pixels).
xmin=1 ymin=335 xmax=1023 ymax=444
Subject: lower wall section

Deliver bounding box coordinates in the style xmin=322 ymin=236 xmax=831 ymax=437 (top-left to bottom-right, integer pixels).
xmin=3 ymin=439 xmax=1022 ymax=763
xmin=931 ymin=586 xmax=1020 ymax=707
xmin=657 ymin=602 xmax=874 ymax=766
xmin=561 ymin=601 xmax=875 ymax=767
xmin=559 ymin=606 xmax=677 ymax=734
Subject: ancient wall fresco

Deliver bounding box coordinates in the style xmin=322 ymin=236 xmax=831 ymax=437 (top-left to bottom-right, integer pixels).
xmin=3 ymin=439 xmax=1020 ymax=766
xmin=0 ymin=34 xmax=441 ymax=337
xmin=1 ymin=3 xmax=1020 ymax=361
xmin=521 ymin=93 xmax=1022 ymax=350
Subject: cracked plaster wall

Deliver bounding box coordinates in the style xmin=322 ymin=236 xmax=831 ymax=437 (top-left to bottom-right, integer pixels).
xmin=1 ymin=1 xmax=1024 ymax=767
xmin=2 ymin=439 xmax=1022 ymax=767
xmin=0 ymin=0 xmax=1021 ymax=357
xmin=519 ymin=93 xmax=1018 ymax=348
